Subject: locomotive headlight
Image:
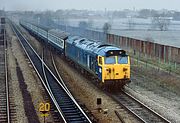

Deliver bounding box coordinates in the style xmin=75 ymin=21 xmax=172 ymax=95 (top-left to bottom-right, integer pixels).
xmin=99 ymin=68 xmax=102 ymax=73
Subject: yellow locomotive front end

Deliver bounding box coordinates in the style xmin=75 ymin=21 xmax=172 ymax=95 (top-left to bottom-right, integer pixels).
xmin=98 ymin=50 xmax=130 ymax=88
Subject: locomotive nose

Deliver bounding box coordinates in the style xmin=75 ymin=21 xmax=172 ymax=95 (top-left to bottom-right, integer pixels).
xmin=104 ymin=65 xmax=130 ymax=80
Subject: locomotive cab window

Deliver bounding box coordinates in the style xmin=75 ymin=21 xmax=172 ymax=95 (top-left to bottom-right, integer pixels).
xmin=118 ymin=56 xmax=128 ymax=64
xmin=104 ymin=56 xmax=116 ymax=64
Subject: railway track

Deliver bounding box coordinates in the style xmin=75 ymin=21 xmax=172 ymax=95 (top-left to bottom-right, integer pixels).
xmin=49 ymin=50 xmax=73 ymax=97
xmin=43 ymin=35 xmax=171 ymax=123
xmin=18 ymin=19 xmax=172 ymax=123
xmin=11 ymin=21 xmax=92 ymax=123
xmin=0 ymin=24 xmax=10 ymax=123
xmin=110 ymin=90 xmax=171 ymax=123
xmin=50 ymin=50 xmax=97 ymax=122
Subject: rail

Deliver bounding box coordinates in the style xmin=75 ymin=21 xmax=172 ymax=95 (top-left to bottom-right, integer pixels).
xmin=50 ymin=52 xmax=73 ymax=97
xmin=111 ymin=90 xmax=171 ymax=123
xmin=0 ymin=22 xmax=10 ymax=123
xmin=11 ymin=22 xmax=92 ymax=123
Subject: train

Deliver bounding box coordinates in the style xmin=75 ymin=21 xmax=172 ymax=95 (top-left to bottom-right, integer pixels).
xmin=20 ymin=21 xmax=131 ymax=90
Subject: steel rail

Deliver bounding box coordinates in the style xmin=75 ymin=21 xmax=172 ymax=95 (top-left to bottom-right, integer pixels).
xmin=111 ymin=90 xmax=171 ymax=123
xmin=11 ymin=22 xmax=92 ymax=123
xmin=11 ymin=22 xmax=68 ymax=123
xmin=42 ymin=52 xmax=92 ymax=123
xmin=0 ymin=22 xmax=10 ymax=123
xmin=4 ymin=23 xmax=10 ymax=123
xmin=50 ymin=52 xmax=73 ymax=97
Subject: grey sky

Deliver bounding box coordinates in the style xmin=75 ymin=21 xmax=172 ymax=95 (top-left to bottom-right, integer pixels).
xmin=1 ymin=0 xmax=180 ymax=11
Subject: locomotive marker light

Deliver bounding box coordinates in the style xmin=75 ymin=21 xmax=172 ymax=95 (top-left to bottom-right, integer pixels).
xmin=39 ymin=102 xmax=50 ymax=123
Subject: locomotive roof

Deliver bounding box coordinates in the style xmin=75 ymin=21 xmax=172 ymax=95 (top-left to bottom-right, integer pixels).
xmin=67 ymin=36 xmax=123 ymax=56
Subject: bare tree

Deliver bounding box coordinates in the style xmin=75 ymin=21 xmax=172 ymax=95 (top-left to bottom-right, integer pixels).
xmin=103 ymin=22 xmax=111 ymax=34
xmin=127 ymin=16 xmax=135 ymax=30
xmin=151 ymin=15 xmax=171 ymax=31
xmin=78 ymin=21 xmax=88 ymax=29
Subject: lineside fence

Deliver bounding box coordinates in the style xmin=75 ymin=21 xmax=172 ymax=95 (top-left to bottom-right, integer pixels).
xmin=107 ymin=34 xmax=180 ymax=73
xmin=55 ymin=24 xmax=180 ymax=73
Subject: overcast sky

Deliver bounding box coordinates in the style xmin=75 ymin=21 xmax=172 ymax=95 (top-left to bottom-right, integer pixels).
xmin=1 ymin=0 xmax=180 ymax=11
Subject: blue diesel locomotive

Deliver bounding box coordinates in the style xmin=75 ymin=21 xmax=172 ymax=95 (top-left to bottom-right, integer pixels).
xmin=20 ymin=21 xmax=131 ymax=89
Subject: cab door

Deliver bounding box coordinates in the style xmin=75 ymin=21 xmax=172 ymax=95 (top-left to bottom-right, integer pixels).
xmin=97 ymin=56 xmax=104 ymax=82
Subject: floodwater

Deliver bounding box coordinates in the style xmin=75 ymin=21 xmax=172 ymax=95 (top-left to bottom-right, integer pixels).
xmin=64 ymin=18 xmax=180 ymax=48
xmin=111 ymin=30 xmax=180 ymax=48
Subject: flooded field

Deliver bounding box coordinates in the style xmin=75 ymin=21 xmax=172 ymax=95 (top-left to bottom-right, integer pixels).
xmin=111 ymin=29 xmax=180 ymax=48
xmin=67 ymin=18 xmax=180 ymax=48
